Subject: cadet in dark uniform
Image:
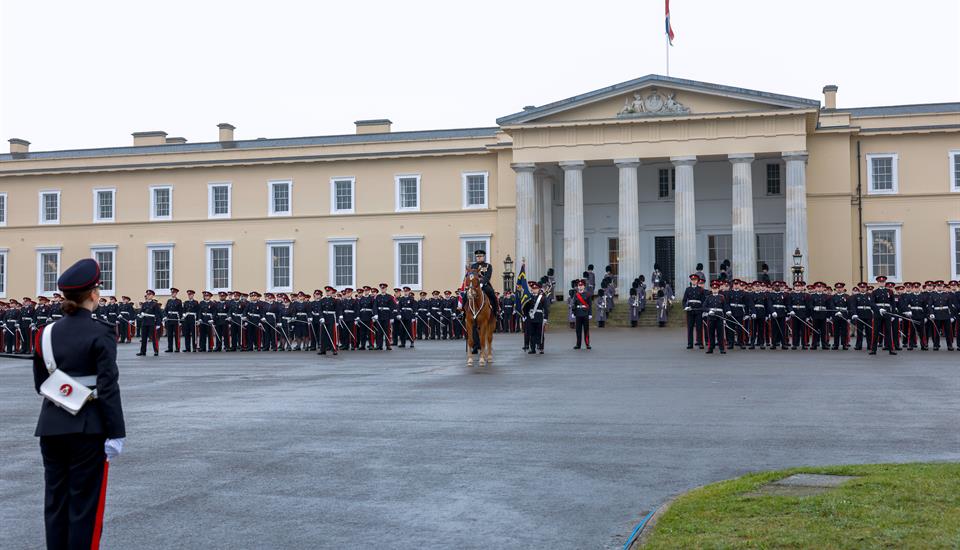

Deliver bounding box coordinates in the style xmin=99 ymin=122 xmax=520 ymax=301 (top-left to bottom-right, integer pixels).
xmin=869 ymin=276 xmax=897 ymax=355
xmin=572 ymin=279 xmax=592 ymax=350
xmin=182 ymin=290 xmax=199 ymax=352
xmin=682 ymin=274 xmax=705 ymax=349
xmin=198 ymin=291 xmax=215 ymax=352
xmin=33 ymin=258 xmax=126 ymax=550
xmin=317 ymin=286 xmax=340 ymax=355
xmin=703 ymin=281 xmax=727 ymax=354
xmin=397 ymin=287 xmax=416 ymax=348
xmin=523 ymin=281 xmax=547 ymax=354
xmin=137 ymin=290 xmax=161 ymax=356
xmin=163 ymin=288 xmax=183 ymax=352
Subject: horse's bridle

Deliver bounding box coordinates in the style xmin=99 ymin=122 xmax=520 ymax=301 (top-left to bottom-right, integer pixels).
xmin=467 ymin=273 xmax=486 ymax=320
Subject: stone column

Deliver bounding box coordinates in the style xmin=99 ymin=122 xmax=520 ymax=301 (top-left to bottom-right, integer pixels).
xmin=530 ymin=171 xmax=543 ymax=279
xmin=671 ymin=156 xmax=697 ymax=288
xmin=783 ymin=151 xmax=809 ymax=277
xmin=560 ymin=161 xmax=586 ymax=287
xmin=536 ymin=171 xmax=554 ymax=278
xmin=615 ymin=158 xmax=641 ymax=292
xmin=729 ymin=153 xmax=756 ymax=281
xmin=512 ymin=163 xmax=537 ymax=274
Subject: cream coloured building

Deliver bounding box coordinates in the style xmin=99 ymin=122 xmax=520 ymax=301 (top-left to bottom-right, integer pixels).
xmin=1 ymin=75 xmax=958 ymax=299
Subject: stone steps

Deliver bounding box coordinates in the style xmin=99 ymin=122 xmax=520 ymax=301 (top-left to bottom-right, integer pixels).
xmin=547 ymin=297 xmax=685 ymax=328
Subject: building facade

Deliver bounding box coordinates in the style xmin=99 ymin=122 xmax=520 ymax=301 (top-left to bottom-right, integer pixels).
xmin=1 ymin=75 xmax=958 ymax=299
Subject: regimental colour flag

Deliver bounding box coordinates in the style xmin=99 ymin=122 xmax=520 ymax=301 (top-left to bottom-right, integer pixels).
xmin=515 ymin=263 xmax=533 ymax=310
xmin=665 ymin=0 xmax=675 ymax=45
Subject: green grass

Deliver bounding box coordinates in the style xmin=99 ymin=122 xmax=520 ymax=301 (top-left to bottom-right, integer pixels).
xmin=641 ymin=462 xmax=960 ymax=549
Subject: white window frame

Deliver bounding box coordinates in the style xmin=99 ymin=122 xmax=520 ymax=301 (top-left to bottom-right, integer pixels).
xmin=865 ymin=223 xmax=902 ymax=283
xmin=268 ymin=179 xmax=293 ymax=217
xmin=394 ymin=174 xmax=421 ymax=212
xmin=207 ymin=182 xmax=232 ymax=219
xmin=328 ymin=237 xmax=358 ymax=290
xmin=330 ymin=177 xmax=356 ymax=214
xmin=147 ymin=243 xmax=175 ymax=295
xmin=462 ymin=171 xmax=489 ymax=209
xmin=0 ymin=193 xmax=7 ymax=227
xmin=0 ymin=248 xmax=8 ymax=298
xmin=205 ymin=241 xmax=233 ymax=293
xmin=38 ymin=190 xmax=61 ymax=225
xmin=949 ymin=151 xmax=960 ymax=192
xmin=36 ymin=246 xmax=62 ymax=297
xmin=393 ymin=235 xmax=424 ymax=290
xmin=266 ymin=239 xmax=295 ymax=293
xmin=949 ymin=222 xmax=960 ymax=280
xmin=90 ymin=245 xmax=118 ymax=296
xmin=866 ymin=153 xmax=899 ymax=195
xmin=93 ymin=188 xmax=116 ymax=223
xmin=460 ymin=234 xmax=492 ymax=270
xmin=150 ymin=185 xmax=173 ymax=221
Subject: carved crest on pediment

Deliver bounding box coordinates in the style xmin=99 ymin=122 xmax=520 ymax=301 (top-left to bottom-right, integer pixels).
xmin=618 ymin=88 xmax=690 ymax=117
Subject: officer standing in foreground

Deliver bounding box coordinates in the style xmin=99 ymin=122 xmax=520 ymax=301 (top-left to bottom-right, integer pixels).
xmin=572 ymin=279 xmax=592 ymax=350
xmin=33 ymin=258 xmax=126 ymax=550
xmin=682 ymin=274 xmax=705 ymax=349
xmin=523 ymin=281 xmax=547 ymax=354
xmin=137 ymin=290 xmax=161 ymax=356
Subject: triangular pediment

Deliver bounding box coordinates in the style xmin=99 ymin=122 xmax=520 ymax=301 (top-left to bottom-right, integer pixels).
xmin=496 ymin=75 xmax=819 ymax=125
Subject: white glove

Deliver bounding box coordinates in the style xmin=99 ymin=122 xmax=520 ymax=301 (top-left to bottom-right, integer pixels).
xmin=852 ymin=314 xmax=859 ymax=320
xmin=319 ymin=318 xmax=325 ymax=323
xmin=684 ymin=306 xmax=691 ymax=311
xmin=879 ymin=309 xmax=886 ymax=315
xmin=929 ymin=314 xmax=935 ymax=320
xmin=835 ymin=311 xmax=843 ymax=317
xmin=725 ymin=311 xmax=731 ymax=316
xmin=750 ymin=314 xmax=756 ymax=319
xmin=338 ymin=315 xmax=343 ymax=320
xmin=771 ymin=312 xmax=778 ymax=318
xmin=373 ymin=315 xmax=379 ymax=320
xmin=396 ymin=315 xmax=402 ymax=320
xmin=905 ymin=311 xmax=912 ymax=317
xmin=588 ymin=315 xmax=592 ymax=320
xmin=104 ymin=438 xmax=125 ymax=462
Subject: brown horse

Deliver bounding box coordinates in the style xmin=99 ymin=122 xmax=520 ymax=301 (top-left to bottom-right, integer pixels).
xmin=464 ymin=268 xmax=495 ymax=366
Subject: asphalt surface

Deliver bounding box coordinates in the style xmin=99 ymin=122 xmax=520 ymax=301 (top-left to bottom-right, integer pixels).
xmin=2 ymin=328 xmax=958 ymax=549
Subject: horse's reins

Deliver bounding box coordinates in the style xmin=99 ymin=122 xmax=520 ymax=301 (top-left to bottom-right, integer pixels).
xmin=468 ymin=276 xmax=486 ymax=320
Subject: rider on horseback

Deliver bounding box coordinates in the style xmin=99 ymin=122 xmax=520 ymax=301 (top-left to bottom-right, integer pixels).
xmin=469 ymin=249 xmax=498 ymax=316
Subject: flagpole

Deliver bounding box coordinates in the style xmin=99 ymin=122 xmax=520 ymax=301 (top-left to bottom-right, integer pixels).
xmin=666 ymin=34 xmax=669 ymax=77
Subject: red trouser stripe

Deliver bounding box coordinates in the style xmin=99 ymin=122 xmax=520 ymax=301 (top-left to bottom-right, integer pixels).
xmin=90 ymin=461 xmax=109 ymax=550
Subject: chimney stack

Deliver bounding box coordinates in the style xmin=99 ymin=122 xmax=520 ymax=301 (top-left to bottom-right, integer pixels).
xmin=132 ymin=131 xmax=168 ymax=146
xmin=822 ymin=85 xmax=838 ymax=110
xmin=354 ymin=119 xmax=392 ymax=135
xmin=218 ymin=123 xmax=235 ymax=142
xmin=8 ymin=138 xmax=30 ymax=155
xmin=166 ymin=137 xmax=187 ymax=144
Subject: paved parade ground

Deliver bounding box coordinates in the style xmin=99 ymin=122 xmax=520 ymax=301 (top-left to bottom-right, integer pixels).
xmin=2 ymin=329 xmax=959 ymax=549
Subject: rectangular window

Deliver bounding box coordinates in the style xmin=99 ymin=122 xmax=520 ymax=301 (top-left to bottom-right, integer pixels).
xmin=331 ymin=178 xmax=355 ymax=214
xmin=657 ymin=168 xmax=675 ymax=199
xmin=463 ymin=172 xmax=488 ymax=209
xmin=867 ymin=153 xmax=899 ymax=194
xmin=94 ymin=188 xmax=116 ymax=222
xmin=267 ymin=241 xmax=294 ymax=292
xmin=867 ymin=224 xmax=901 ymax=282
xmin=395 ymin=175 xmax=420 ymax=212
xmin=0 ymin=193 xmax=6 ymax=226
xmin=766 ymin=164 xmax=782 ymax=195
xmin=39 ymin=191 xmax=60 ymax=224
xmin=0 ymin=250 xmax=7 ymax=297
xmin=148 ymin=245 xmax=174 ymax=294
xmin=755 ymin=233 xmax=784 ymax=281
xmin=208 ymin=183 xmax=232 ymax=218
xmin=269 ymin=180 xmax=291 ymax=216
xmin=37 ymin=248 xmax=61 ymax=295
xmin=150 ymin=186 xmax=172 ymax=221
xmin=607 ymin=237 xmax=619 ymax=276
xmin=462 ymin=236 xmax=490 ymax=270
xmin=395 ymin=238 xmax=422 ymax=289
xmin=329 ymin=241 xmax=356 ymax=288
xmin=92 ymin=248 xmax=116 ymax=295
xmin=708 ymin=234 xmax=732 ymax=280
xmin=950 ymin=151 xmax=960 ymax=192
xmin=951 ymin=224 xmax=960 ymax=280
xmin=206 ymin=243 xmax=232 ymax=291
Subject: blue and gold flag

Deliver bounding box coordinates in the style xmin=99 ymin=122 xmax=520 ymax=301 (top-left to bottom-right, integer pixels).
xmin=515 ymin=262 xmax=533 ymax=309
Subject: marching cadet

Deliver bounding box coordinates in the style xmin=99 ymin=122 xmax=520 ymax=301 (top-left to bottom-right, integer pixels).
xmin=869 ymin=276 xmax=897 ymax=355
xmin=265 ymin=293 xmax=284 ymax=351
xmin=198 ymin=291 xmax=215 ymax=352
xmin=280 ymin=293 xmax=296 ymax=351
xmin=373 ymin=284 xmax=394 ymax=350
xmin=308 ymin=290 xmax=323 ymax=351
xmin=787 ymin=281 xmax=810 ymax=350
xmin=703 ymin=281 xmax=727 ymax=354
xmin=567 ymin=281 xmax=577 ymax=329
xmin=229 ymin=291 xmax=245 ymax=351
xmin=749 ymin=282 xmax=768 ymax=349
xmin=214 ymin=291 xmax=230 ymax=352
xmin=35 ymin=296 xmax=52 ymax=333
xmin=441 ymin=290 xmax=455 ymax=339
xmin=628 ymin=287 xmax=640 ymax=327
xmin=50 ymin=293 xmax=64 ymax=323
xmin=830 ymin=283 xmax=851 ymax=350
xmin=390 ymin=288 xmax=403 ymax=347
xmin=3 ymin=298 xmax=20 ymax=353
xmin=290 ymin=292 xmax=306 ymax=350
xmin=181 ymin=290 xmax=199 ymax=352
xmin=927 ymin=280 xmax=954 ymax=350
xmin=118 ymin=296 xmax=135 ymax=343
xmin=501 ymin=290 xmax=516 ymax=333
xmin=20 ymin=297 xmax=36 ymax=353
xmin=572 ymin=279 xmax=592 ymax=350
xmin=523 ymin=281 xmax=547 ymax=354
xmin=316 ymin=286 xmax=340 ymax=355
xmin=415 ymin=291 xmax=429 ymax=340
xmin=32 ymin=258 xmax=126 ymax=550
xmin=899 ymin=283 xmax=923 ymax=350
xmin=339 ymin=288 xmax=359 ymax=350
xmin=355 ymin=287 xmax=373 ymax=349
xmin=163 ymin=287 xmax=183 ymax=353
xmin=428 ymin=291 xmax=442 ymax=339
xmin=682 ymin=274 xmax=704 ymax=349
xmin=596 ymin=283 xmax=612 ymax=328
xmin=656 ymin=285 xmax=670 ymax=327
xmin=397 ymin=286 xmax=417 ymax=348
xmin=808 ymin=282 xmax=830 ymax=350
xmin=136 ymin=290 xmax=161 ymax=356
xmin=768 ymin=282 xmax=789 ymax=350
xmin=850 ymin=283 xmax=874 ymax=350
xmin=244 ymin=291 xmax=264 ymax=351
xmin=726 ymin=279 xmax=751 ymax=350
xmin=103 ymin=297 xmax=119 ymax=343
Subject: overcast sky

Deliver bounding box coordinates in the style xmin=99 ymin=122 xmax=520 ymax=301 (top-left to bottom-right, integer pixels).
xmin=2 ymin=0 xmax=958 ymax=151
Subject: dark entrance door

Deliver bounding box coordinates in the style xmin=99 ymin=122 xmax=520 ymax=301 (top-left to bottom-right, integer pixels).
xmin=654 ymin=236 xmax=675 ymax=290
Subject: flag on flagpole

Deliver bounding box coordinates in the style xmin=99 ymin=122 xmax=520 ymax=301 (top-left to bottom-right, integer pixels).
xmin=515 ymin=263 xmax=533 ymax=310
xmin=665 ymin=0 xmax=675 ymax=46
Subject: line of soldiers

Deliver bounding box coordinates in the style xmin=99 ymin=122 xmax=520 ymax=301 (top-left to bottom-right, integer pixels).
xmin=683 ymin=274 xmax=960 ymax=355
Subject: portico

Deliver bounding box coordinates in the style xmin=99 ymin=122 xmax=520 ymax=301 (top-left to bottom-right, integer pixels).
xmin=501 ymin=75 xmax=818 ymax=290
